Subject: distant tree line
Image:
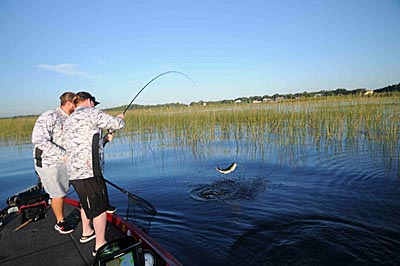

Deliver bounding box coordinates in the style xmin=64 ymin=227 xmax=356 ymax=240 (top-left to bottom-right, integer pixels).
xmin=107 ymin=82 xmax=400 ymax=110
xmin=106 ymin=103 xmax=188 ymax=112
xmin=189 ymin=82 xmax=400 ymax=106
xmin=374 ymin=83 xmax=400 ymax=93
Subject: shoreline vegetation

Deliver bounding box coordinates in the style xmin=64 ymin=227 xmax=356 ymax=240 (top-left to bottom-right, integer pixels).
xmin=1 ymin=93 xmax=399 ymax=150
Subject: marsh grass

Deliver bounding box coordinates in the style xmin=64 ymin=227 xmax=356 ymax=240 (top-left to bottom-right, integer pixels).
xmin=1 ymin=95 xmax=399 ymax=155
xmin=0 ymin=116 xmax=37 ymax=145
xmin=120 ymin=95 xmax=399 ymax=146
xmin=116 ymin=94 xmax=399 ymax=166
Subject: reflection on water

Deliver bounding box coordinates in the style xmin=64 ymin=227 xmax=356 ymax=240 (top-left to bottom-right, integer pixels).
xmin=0 ymin=125 xmax=399 ymax=265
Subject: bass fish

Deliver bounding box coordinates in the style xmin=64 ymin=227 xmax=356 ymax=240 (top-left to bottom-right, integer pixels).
xmin=216 ymin=162 xmax=237 ymax=174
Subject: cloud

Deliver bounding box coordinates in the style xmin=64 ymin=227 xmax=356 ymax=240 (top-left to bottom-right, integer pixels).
xmin=37 ymin=63 xmax=95 ymax=78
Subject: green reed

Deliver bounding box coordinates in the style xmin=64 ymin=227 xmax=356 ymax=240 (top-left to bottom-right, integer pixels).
xmin=119 ymin=95 xmax=399 ymax=151
xmin=1 ymin=95 xmax=399 ymax=152
xmin=0 ymin=116 xmax=37 ymax=145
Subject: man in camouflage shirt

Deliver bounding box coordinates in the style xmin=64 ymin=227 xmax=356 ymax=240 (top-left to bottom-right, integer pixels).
xmin=63 ymin=91 xmax=125 ymax=254
xmin=32 ymin=92 xmax=76 ymax=234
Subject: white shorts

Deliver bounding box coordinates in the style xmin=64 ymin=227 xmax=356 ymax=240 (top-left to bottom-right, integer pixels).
xmin=35 ymin=164 xmax=70 ymax=198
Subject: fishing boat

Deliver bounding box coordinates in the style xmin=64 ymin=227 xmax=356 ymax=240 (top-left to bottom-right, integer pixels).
xmin=0 ymin=181 xmax=182 ymax=266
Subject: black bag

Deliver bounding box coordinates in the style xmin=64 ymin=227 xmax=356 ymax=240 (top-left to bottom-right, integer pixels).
xmin=17 ymin=185 xmax=50 ymax=223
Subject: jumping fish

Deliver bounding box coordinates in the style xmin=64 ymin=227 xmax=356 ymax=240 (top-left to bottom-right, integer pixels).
xmin=216 ymin=162 xmax=237 ymax=174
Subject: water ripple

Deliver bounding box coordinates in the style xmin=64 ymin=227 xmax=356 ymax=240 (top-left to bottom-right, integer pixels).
xmin=227 ymin=215 xmax=400 ymax=266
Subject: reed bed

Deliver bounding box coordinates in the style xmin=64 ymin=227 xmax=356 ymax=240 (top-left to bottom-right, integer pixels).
xmin=1 ymin=95 xmax=399 ymax=154
xmin=120 ymin=95 xmax=399 ymax=149
xmin=0 ymin=116 xmax=37 ymax=145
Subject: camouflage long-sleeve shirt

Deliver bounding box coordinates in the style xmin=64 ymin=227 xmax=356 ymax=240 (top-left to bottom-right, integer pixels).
xmin=32 ymin=107 xmax=69 ymax=168
xmin=63 ymin=106 xmax=125 ymax=180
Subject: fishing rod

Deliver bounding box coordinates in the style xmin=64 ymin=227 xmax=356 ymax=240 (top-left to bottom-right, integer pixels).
xmin=105 ymin=71 xmax=194 ymax=212
xmin=105 ymin=178 xmax=157 ymax=216
xmin=122 ymin=70 xmax=195 ymax=115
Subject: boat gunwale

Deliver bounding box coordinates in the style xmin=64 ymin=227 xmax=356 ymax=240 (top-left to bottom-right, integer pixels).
xmin=64 ymin=197 xmax=183 ymax=266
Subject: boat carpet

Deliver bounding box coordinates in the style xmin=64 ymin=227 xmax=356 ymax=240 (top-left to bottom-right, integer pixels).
xmin=0 ymin=202 xmax=125 ymax=266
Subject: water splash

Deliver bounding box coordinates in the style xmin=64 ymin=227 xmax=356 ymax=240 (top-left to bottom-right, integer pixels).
xmin=190 ymin=176 xmax=266 ymax=201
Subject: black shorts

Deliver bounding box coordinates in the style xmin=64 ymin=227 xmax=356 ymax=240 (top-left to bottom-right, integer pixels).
xmin=71 ymin=177 xmax=110 ymax=219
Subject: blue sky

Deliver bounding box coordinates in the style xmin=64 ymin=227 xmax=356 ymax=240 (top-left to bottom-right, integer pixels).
xmin=1 ymin=0 xmax=399 ymax=117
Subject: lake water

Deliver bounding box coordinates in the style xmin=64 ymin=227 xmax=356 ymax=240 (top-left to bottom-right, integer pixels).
xmin=0 ymin=131 xmax=399 ymax=266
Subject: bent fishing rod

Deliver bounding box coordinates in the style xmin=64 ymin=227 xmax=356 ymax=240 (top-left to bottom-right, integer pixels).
xmin=108 ymin=70 xmax=194 ymax=135
xmin=103 ymin=72 xmax=194 ymax=214
xmin=97 ymin=72 xmax=194 ymax=221
xmin=122 ymin=70 xmax=195 ymax=115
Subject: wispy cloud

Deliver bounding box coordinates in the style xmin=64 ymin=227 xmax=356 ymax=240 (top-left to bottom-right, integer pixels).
xmin=37 ymin=63 xmax=96 ymax=78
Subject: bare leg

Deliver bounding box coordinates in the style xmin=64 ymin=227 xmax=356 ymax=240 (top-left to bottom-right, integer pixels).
xmin=93 ymin=211 xmax=107 ymax=250
xmin=80 ymin=207 xmax=94 ymax=236
xmin=51 ymin=197 xmax=64 ymax=223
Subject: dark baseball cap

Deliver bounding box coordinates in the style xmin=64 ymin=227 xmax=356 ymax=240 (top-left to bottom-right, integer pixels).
xmin=76 ymin=91 xmax=100 ymax=106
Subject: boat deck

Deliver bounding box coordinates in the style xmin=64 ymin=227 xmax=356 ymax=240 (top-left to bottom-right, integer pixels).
xmin=0 ymin=203 xmax=124 ymax=266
